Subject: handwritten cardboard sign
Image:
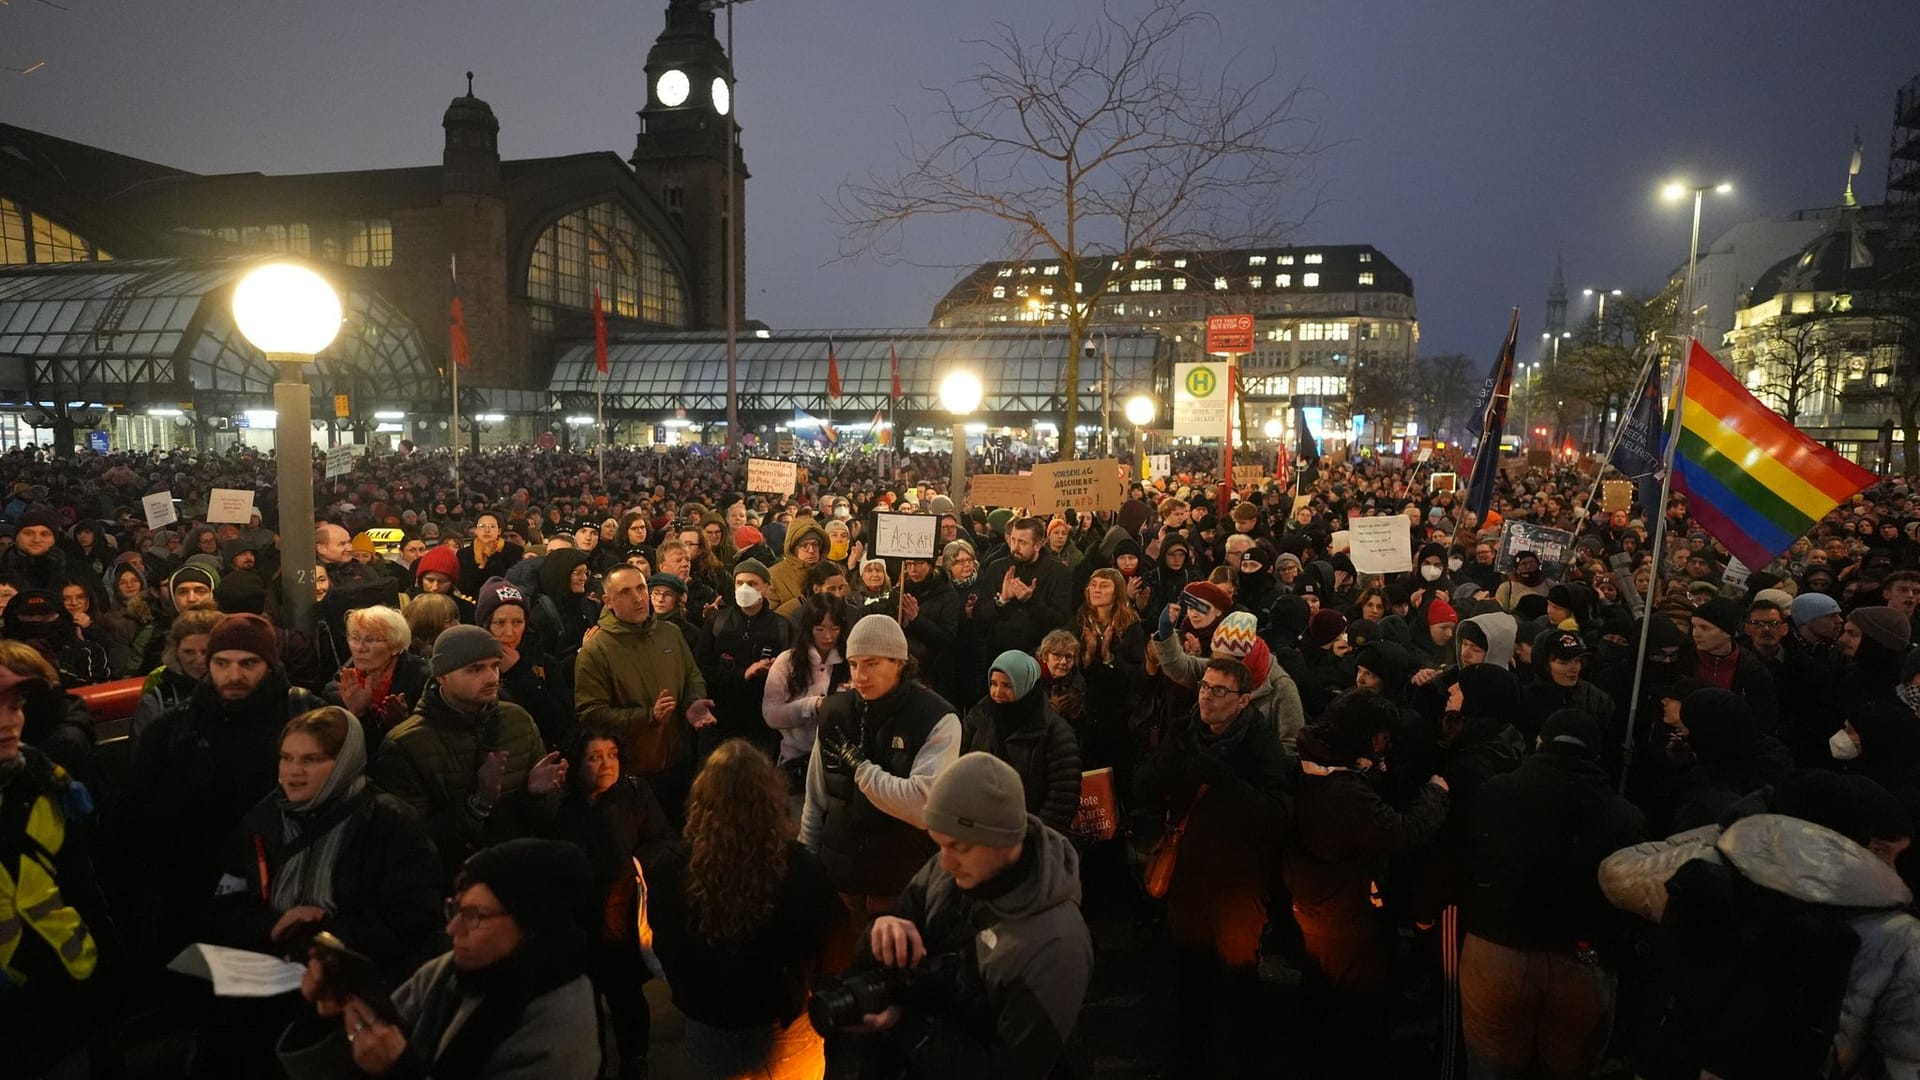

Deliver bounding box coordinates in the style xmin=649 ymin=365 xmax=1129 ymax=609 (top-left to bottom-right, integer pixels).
xmin=1603 ymin=480 xmax=1634 ymax=513
xmin=746 ymin=458 xmax=799 ymax=495
xmin=1232 ymin=465 xmax=1265 ymax=487
xmin=968 ymin=473 xmax=1033 ymax=508
xmin=872 ymin=512 xmax=938 ymax=559
xmin=1429 ymin=472 xmax=1457 ymax=494
xmin=142 ymin=491 xmax=177 ymax=529
xmin=1349 ymin=514 xmax=1412 ymax=575
xmin=1031 ymin=458 xmax=1125 ymax=513
xmin=324 ymin=444 xmax=355 ymax=479
xmin=207 ymin=488 xmax=256 ymax=525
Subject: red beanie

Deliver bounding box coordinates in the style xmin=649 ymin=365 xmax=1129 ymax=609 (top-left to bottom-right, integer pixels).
xmin=1427 ymin=597 xmax=1458 ymax=627
xmin=1306 ymin=609 xmax=1348 ymax=648
xmin=414 ymin=544 xmax=459 ymax=583
xmin=207 ymin=613 xmax=280 ymax=667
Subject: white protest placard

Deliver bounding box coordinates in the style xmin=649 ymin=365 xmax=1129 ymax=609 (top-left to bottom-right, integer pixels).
xmin=1031 ymin=458 xmax=1125 ymax=513
xmin=1721 ymin=555 xmax=1751 ymax=593
xmin=1145 ymin=454 xmax=1170 ymax=481
xmin=1429 ymin=472 xmax=1457 ymax=494
xmin=746 ymin=458 xmax=799 ymax=495
xmin=324 ymin=444 xmax=355 ymax=479
xmin=1415 ymin=447 xmax=1434 ymax=463
xmin=142 ymin=491 xmax=178 ymax=529
xmin=1349 ymin=514 xmax=1413 ymax=575
xmin=1329 ymin=529 xmax=1352 ymax=554
xmin=1173 ymin=362 xmax=1230 ymax=437
xmin=968 ymin=473 xmax=1033 ymax=508
xmin=872 ymin=512 xmax=938 ymax=559
xmin=207 ymin=488 xmax=256 ymax=524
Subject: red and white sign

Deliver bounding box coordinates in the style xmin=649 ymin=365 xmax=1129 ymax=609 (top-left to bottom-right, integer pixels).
xmin=1206 ymin=314 xmax=1255 ymax=355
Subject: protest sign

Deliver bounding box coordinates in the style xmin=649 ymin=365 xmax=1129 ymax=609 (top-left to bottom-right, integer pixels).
xmin=968 ymin=473 xmax=1033 ymax=508
xmin=1070 ymin=768 xmax=1120 ymax=841
xmin=1603 ymin=480 xmax=1634 ymax=513
xmin=142 ymin=491 xmax=177 ymax=529
xmin=872 ymin=512 xmax=938 ymax=559
xmin=1349 ymin=514 xmax=1413 ymax=575
xmin=1145 ymin=454 xmax=1170 ymax=480
xmin=1495 ymin=521 xmax=1576 ymax=580
xmin=746 ymin=458 xmax=799 ymax=495
xmin=324 ymin=444 xmax=354 ymax=479
xmin=1429 ymin=472 xmax=1457 ymax=494
xmin=1031 ymin=458 xmax=1124 ymax=513
xmin=207 ymin=488 xmax=255 ymax=524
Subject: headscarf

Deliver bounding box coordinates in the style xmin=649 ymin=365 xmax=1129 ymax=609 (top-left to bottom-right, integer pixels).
xmin=990 ymin=650 xmax=1040 ymax=700
xmin=270 ymin=711 xmax=370 ymax=912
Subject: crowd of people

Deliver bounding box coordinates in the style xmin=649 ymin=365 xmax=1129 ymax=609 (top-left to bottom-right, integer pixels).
xmin=2 ymin=437 xmax=1918 ymax=1080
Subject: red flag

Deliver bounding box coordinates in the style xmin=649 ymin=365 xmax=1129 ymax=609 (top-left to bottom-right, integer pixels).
xmin=827 ymin=335 xmax=842 ymax=399
xmin=890 ymin=341 xmax=902 ymax=399
xmin=592 ymin=287 xmax=609 ymax=375
xmin=448 ymin=255 xmax=471 ymax=368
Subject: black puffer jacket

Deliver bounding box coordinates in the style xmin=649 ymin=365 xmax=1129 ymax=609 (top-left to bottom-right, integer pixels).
xmin=902 ymin=571 xmax=961 ymax=699
xmin=960 ymin=692 xmax=1083 ymax=834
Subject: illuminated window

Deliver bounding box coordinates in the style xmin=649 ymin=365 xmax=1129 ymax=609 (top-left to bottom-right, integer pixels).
xmin=1275 ymin=274 xmax=1291 ymax=287
xmin=1039 ymin=284 xmax=1053 ymax=296
xmin=1249 ymin=276 xmax=1263 ymax=288
xmin=1 ymin=199 xmax=113 ymax=265
xmin=344 ymin=220 xmax=393 ymax=267
xmin=1359 ymin=272 xmax=1375 ymax=285
xmin=1304 ymin=253 xmax=1323 ymax=264
xmin=992 ymin=285 xmax=1006 ymax=299
xmin=527 ymin=201 xmax=688 ymax=327
xmin=1172 ymin=258 xmax=1187 ymax=268
xmin=1214 ymin=277 xmax=1229 ymax=290
xmin=997 ymin=267 xmax=1013 ymax=277
xmin=1359 ymin=252 xmax=1373 ymax=263
xmin=1134 ymin=258 xmax=1154 ymax=270
xmin=1129 ymin=278 xmax=1162 ymax=292
xmin=1298 ymin=322 xmax=1351 ymax=341
xmin=1042 ymin=265 xmax=1060 ymax=275
xmin=1266 ymin=326 xmax=1293 ymax=341
xmin=1171 ymin=278 xmax=1187 ymax=290
xmin=1278 ymin=254 xmax=1295 ymax=265
xmin=1303 ymin=273 xmax=1320 ymax=287
xmin=1248 ymin=255 xmax=1268 ymax=266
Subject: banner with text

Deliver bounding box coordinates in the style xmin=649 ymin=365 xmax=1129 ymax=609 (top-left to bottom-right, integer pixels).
xmin=1031 ymin=458 xmax=1125 ymax=513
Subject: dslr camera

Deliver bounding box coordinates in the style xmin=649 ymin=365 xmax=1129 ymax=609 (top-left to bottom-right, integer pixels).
xmin=808 ymin=951 xmax=968 ymax=1035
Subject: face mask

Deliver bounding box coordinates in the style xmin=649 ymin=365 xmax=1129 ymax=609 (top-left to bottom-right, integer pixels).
xmin=1829 ymin=728 xmax=1861 ymax=761
xmin=1420 ymin=565 xmax=1443 ymax=582
xmin=735 ymin=584 xmax=762 ymax=608
xmin=828 ymin=539 xmax=850 ymax=561
xmin=1448 ymin=557 xmax=1464 ymax=573
xmin=1520 ymin=570 xmax=1543 ymax=585
xmin=834 ymin=507 xmax=851 ymax=521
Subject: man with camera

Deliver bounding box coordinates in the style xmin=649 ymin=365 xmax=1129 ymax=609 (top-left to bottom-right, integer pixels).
xmin=842 ymin=752 xmax=1092 ymax=1079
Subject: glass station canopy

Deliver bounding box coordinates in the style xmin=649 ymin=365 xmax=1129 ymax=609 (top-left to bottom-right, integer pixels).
xmin=549 ymin=328 xmax=1164 ymax=418
xmin=0 ymin=257 xmax=440 ymax=408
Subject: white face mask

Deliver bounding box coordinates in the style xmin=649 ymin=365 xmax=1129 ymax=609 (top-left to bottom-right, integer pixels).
xmin=735 ymin=583 xmax=762 ymax=609
xmin=1829 ymin=727 xmax=1861 ymax=761
xmin=1448 ymin=557 xmax=1464 ymax=573
xmin=834 ymin=507 xmax=852 ymax=520
xmin=1420 ymin=564 xmax=1443 ymax=582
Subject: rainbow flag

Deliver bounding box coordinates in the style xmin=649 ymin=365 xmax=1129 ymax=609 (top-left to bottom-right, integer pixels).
xmin=1672 ymin=341 xmax=1876 ymax=570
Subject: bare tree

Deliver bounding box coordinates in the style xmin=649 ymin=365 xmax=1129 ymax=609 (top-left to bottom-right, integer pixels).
xmin=1751 ymin=313 xmax=1833 ymax=426
xmin=838 ymin=0 xmax=1321 ymax=458
xmin=1413 ymin=352 xmax=1477 ymax=442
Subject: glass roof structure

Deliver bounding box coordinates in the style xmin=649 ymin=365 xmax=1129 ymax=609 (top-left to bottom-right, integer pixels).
xmin=549 ymin=329 xmax=1164 ymax=417
xmin=0 ymin=257 xmax=441 ymax=408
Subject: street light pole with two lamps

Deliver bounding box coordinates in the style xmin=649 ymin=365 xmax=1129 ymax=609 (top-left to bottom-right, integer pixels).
xmin=1661 ymin=179 xmax=1733 ymax=342
xmin=940 ymin=370 xmax=983 ymax=505
xmin=232 ymin=262 xmax=342 ymax=635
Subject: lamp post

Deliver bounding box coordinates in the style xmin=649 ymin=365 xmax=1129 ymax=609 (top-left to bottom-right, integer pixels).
xmin=1661 ymin=180 xmax=1733 ymax=342
xmin=1125 ymin=394 xmax=1156 ymax=480
xmin=232 ymin=262 xmax=342 ymax=635
xmin=1582 ymin=287 xmax=1624 ymax=345
xmin=1263 ymin=416 xmax=1284 ymax=478
xmin=940 ymin=371 xmax=983 ymax=506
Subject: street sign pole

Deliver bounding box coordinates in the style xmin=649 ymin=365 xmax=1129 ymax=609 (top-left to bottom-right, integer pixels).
xmin=1204 ymin=315 xmax=1254 ymax=513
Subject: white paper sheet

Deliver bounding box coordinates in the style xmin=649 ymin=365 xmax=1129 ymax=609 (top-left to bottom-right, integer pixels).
xmin=168 ymin=943 xmax=307 ymax=998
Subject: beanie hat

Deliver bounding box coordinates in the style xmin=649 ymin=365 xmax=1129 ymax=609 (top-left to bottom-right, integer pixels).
xmin=1849 ymin=605 xmax=1911 ymax=653
xmin=207 ymin=613 xmax=278 ymax=665
xmin=1276 ymin=552 xmax=1303 ymax=572
xmin=1691 ymin=597 xmax=1744 ymax=638
xmin=1269 ymin=596 xmax=1310 ymax=644
xmin=733 ymin=526 xmax=764 ymax=550
xmin=1211 ymin=612 xmax=1261 ymax=659
xmin=432 ymin=624 xmax=505 ymax=676
xmin=169 ymin=563 xmax=220 ymax=594
xmin=474 ymin=577 xmax=527 ymax=631
xmin=989 ymin=650 xmax=1040 ymax=700
xmin=732 ymin=557 xmax=772 ymax=584
xmin=458 ymin=838 xmax=595 ymax=950
xmin=1306 ymin=609 xmax=1348 ymax=648
xmin=647 ymin=572 xmax=687 ymax=595
xmin=1790 ymin=591 xmax=1841 ymax=626
xmin=414 ymin=544 xmax=459 ymax=583
xmin=845 ymin=614 xmax=909 ymax=661
xmin=1753 ymin=588 xmax=1794 ymax=611
xmin=351 ymin=531 xmax=378 ymax=554
xmin=1179 ymin=581 xmax=1233 ymax=619
xmin=1540 ymin=708 xmax=1602 ymax=757
xmin=1426 ymin=597 xmax=1458 ymax=627
xmin=923 ymin=752 xmax=1028 ymax=848
xmin=15 ymin=508 xmax=61 ymax=533
xmin=214 ymin=573 xmax=268 ymax=616
xmin=927 ymin=495 xmax=954 ymax=516
xmin=986 ymin=508 xmax=1015 ymax=532
xmin=1450 ymin=581 xmax=1485 ymax=605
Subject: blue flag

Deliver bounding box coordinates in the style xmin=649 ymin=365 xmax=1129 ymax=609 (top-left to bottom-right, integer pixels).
xmin=1610 ymin=354 xmax=1664 ymax=517
xmin=1464 ymin=309 xmax=1520 ymax=517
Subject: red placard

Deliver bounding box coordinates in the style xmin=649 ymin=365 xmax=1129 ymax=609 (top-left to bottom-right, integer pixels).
xmin=1206 ymin=314 xmax=1255 ymax=355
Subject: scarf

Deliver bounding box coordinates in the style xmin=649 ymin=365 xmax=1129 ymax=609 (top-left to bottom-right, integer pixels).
xmin=269 ymin=713 xmax=370 ymax=912
xmin=428 ymin=942 xmax=586 ymax=1079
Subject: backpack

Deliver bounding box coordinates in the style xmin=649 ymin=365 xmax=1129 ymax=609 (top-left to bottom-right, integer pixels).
xmin=1646 ymin=855 xmax=1860 ymax=1080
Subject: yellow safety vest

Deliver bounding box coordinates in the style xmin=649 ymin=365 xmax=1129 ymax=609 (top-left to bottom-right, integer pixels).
xmin=0 ymin=774 xmax=99 ymax=987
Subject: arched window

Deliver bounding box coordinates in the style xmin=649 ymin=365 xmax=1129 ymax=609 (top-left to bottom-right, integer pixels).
xmin=527 ymin=201 xmax=686 ymax=329
xmin=1 ymin=199 xmax=113 ymax=264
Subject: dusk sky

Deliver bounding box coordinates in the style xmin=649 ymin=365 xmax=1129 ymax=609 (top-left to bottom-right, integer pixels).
xmin=7 ymin=0 xmax=1919 ymax=359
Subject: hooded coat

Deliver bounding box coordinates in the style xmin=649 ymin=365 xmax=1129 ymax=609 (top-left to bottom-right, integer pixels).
xmin=768 ymin=518 xmax=829 ymax=609
xmin=573 ymin=608 xmax=707 ymax=776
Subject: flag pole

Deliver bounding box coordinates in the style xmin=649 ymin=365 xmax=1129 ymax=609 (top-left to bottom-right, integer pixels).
xmin=1618 ymin=338 xmax=1693 ymax=795
xmin=1572 ymin=346 xmax=1661 ymax=540
xmin=450 ymin=330 xmax=461 ymax=506
xmin=597 ymin=374 xmax=606 ymax=492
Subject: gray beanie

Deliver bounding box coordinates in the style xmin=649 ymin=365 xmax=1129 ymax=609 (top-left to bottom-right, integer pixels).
xmin=1849 ymin=605 xmax=1911 ymax=653
xmin=845 ymin=613 xmax=910 ymax=661
xmin=432 ymin=624 xmax=505 ymax=676
xmin=732 ymin=557 xmax=772 ymax=584
xmin=924 ymin=752 xmax=1028 ymax=847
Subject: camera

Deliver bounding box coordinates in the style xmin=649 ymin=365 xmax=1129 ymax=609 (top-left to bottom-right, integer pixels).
xmin=808 ymin=951 xmax=967 ymax=1035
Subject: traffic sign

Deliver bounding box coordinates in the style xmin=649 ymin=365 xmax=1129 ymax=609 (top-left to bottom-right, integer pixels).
xmin=1206 ymin=314 xmax=1254 ymax=355
xmin=1174 ymin=362 xmax=1230 ymax=437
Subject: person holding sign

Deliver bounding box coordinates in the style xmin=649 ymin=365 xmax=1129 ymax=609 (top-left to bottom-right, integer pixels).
xmin=974 ymin=517 xmax=1072 ymax=662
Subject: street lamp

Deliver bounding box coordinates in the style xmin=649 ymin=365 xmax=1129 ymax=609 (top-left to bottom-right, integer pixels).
xmin=1262 ymin=416 xmax=1285 ymax=479
xmin=1582 ymin=287 xmax=1624 ymax=344
xmin=1662 ymin=179 xmax=1734 ymax=341
xmin=940 ymin=370 xmax=983 ymax=504
xmin=232 ymin=262 xmax=342 ymax=634
xmin=1125 ymin=394 xmax=1156 ymax=478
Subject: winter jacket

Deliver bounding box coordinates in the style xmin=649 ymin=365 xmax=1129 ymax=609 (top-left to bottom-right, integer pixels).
xmin=768 ymin=519 xmax=828 ymax=609
xmin=369 ymin=686 xmax=557 ymax=876
xmin=862 ymin=820 xmax=1093 ymax=1080
xmin=902 ymin=571 xmax=962 ymax=697
xmin=960 ymin=694 xmax=1083 ymax=834
xmin=1284 ymin=760 xmax=1448 ymax=929
xmin=1599 ymin=815 xmax=1920 ymax=1079
xmin=974 ymin=553 xmax=1074 ymax=660
xmin=762 ymin=645 xmax=845 ymax=766
xmin=202 ymin=787 xmax=445 ymax=979
xmin=694 ymin=601 xmax=793 ymax=755
xmin=1149 ymin=628 xmax=1305 ymax=750
xmin=456 ymin=540 xmax=525 ymax=599
xmin=573 ymin=610 xmax=706 ymax=776
xmin=549 ymin=777 xmax=677 ymax=949
xmin=1691 ymin=644 xmax=1780 ymax=734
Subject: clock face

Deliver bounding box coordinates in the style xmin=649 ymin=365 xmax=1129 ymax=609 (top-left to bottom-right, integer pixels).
xmin=711 ymin=76 xmax=731 ymax=116
xmin=655 ymin=68 xmax=690 ymax=108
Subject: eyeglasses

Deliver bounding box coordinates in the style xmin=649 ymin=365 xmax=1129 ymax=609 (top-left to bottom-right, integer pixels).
xmin=1198 ymin=683 xmax=1245 ymax=699
xmin=1746 ymin=619 xmax=1785 ymax=630
xmin=444 ymin=899 xmax=508 ymax=927
xmin=346 ymin=634 xmax=389 ymax=647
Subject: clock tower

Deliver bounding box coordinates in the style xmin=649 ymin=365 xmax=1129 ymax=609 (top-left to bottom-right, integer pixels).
xmin=633 ymin=0 xmax=746 ymax=331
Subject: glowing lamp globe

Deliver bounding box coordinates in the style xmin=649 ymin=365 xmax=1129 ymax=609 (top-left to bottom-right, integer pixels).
xmin=1125 ymin=395 xmax=1156 ymax=428
xmin=233 ymin=264 xmax=343 ymax=356
xmin=940 ymin=371 xmax=983 ymax=416
xmin=1263 ymin=418 xmax=1285 ymax=439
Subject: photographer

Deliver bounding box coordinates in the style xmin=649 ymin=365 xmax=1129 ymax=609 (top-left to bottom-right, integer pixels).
xmin=850 ymin=752 xmax=1092 ymax=1080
